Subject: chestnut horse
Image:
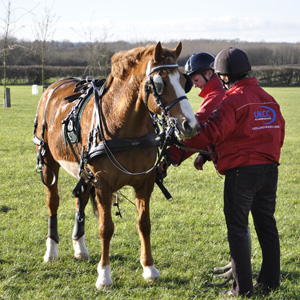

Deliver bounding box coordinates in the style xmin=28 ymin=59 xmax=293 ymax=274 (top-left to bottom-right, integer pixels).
xmin=33 ymin=42 xmax=198 ymax=288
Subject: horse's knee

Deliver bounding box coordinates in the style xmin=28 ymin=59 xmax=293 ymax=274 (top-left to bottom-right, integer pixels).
xmin=44 ymin=237 xmax=58 ymax=262
xmin=96 ymin=264 xmax=113 ymax=288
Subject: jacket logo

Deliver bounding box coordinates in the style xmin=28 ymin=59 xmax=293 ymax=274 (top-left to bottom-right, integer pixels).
xmin=254 ymin=106 xmax=276 ymax=125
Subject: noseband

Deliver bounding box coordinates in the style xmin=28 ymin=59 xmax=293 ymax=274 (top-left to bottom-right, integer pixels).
xmin=144 ymin=60 xmax=188 ymax=117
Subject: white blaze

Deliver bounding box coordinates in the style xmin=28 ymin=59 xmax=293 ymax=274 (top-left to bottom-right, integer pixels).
xmin=168 ymin=72 xmax=198 ymax=129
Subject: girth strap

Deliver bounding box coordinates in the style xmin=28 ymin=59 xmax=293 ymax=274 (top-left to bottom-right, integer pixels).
xmin=86 ymin=133 xmax=160 ymax=162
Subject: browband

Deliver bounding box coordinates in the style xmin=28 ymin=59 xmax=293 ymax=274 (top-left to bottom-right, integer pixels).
xmin=146 ymin=60 xmax=179 ymax=76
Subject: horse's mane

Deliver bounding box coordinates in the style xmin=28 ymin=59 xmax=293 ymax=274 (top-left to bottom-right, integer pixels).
xmin=105 ymin=43 xmax=179 ymax=90
xmin=110 ymin=44 xmax=156 ymax=80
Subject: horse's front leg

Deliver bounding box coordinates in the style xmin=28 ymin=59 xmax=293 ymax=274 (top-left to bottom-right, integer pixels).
xmin=95 ymin=188 xmax=114 ymax=288
xmin=136 ymin=183 xmax=161 ymax=282
xmin=72 ymin=181 xmax=93 ymax=260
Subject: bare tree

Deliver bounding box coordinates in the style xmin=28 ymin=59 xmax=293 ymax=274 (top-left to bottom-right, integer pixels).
xmin=1 ymin=0 xmax=36 ymax=104
xmin=75 ymin=17 xmax=111 ymax=77
xmin=0 ymin=0 xmax=14 ymax=102
xmin=33 ymin=3 xmax=58 ymax=87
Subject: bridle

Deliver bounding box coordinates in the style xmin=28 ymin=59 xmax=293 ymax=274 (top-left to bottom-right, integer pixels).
xmin=143 ymin=59 xmax=193 ymax=145
xmin=144 ymin=59 xmax=189 ymax=118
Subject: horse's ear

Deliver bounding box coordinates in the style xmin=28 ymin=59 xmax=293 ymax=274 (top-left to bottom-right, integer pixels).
xmin=174 ymin=41 xmax=182 ymax=59
xmin=154 ymin=42 xmax=163 ymax=62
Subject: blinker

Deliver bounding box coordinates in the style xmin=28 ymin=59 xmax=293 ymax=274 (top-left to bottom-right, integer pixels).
xmin=153 ymin=74 xmax=164 ymax=95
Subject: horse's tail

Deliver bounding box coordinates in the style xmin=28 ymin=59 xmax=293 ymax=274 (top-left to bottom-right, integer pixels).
xmin=89 ymin=186 xmax=98 ymax=217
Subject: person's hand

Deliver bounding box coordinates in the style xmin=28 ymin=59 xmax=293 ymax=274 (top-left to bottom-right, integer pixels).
xmin=194 ymin=154 xmax=205 ymax=170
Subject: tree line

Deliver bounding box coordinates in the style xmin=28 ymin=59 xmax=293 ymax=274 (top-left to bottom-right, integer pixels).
xmin=1 ymin=38 xmax=300 ymax=86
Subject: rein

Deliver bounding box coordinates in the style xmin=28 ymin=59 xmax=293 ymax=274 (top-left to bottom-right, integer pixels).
xmin=176 ymin=143 xmax=216 ymax=157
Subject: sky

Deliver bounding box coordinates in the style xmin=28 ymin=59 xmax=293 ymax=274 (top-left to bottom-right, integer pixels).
xmin=2 ymin=0 xmax=300 ymax=44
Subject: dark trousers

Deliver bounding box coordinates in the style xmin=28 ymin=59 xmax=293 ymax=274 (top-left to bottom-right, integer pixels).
xmin=224 ymin=163 xmax=280 ymax=297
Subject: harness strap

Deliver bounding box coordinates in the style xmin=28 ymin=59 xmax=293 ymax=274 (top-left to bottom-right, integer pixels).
xmin=155 ymin=167 xmax=172 ymax=200
xmin=33 ymin=135 xmax=57 ymax=187
xmin=63 ymin=124 xmax=81 ymax=165
xmin=165 ymin=96 xmax=187 ymax=111
xmin=33 ymin=78 xmax=82 ymax=187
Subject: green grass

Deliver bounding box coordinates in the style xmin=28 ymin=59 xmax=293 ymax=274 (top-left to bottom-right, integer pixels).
xmin=0 ymin=85 xmax=299 ymax=299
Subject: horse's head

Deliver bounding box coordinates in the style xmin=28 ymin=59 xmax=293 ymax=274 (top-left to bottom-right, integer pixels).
xmin=143 ymin=42 xmax=199 ymax=140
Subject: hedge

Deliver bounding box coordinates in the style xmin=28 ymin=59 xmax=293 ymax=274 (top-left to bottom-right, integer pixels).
xmin=1 ymin=65 xmax=300 ymax=86
xmin=0 ymin=65 xmax=107 ymax=85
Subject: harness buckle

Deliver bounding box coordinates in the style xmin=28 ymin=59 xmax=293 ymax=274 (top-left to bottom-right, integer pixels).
xmin=167 ymin=117 xmax=180 ymax=135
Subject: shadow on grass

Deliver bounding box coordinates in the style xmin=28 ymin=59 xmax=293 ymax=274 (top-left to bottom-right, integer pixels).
xmin=0 ymin=205 xmax=16 ymax=213
xmin=281 ymin=269 xmax=300 ymax=283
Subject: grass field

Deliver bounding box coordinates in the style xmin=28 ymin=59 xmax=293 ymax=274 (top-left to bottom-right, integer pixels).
xmin=0 ymin=85 xmax=299 ymax=299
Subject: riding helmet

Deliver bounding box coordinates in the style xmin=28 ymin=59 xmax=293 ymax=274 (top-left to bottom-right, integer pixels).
xmin=185 ymin=52 xmax=215 ymax=76
xmin=212 ymin=47 xmax=251 ymax=76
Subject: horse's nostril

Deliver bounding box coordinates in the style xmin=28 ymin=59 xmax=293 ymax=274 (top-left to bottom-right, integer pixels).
xmin=182 ymin=119 xmax=191 ymax=131
xmin=181 ymin=119 xmax=199 ymax=138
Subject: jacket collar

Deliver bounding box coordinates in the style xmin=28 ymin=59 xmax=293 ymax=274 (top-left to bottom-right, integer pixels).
xmin=199 ymin=74 xmax=224 ymax=98
xmin=225 ymin=77 xmax=259 ymax=95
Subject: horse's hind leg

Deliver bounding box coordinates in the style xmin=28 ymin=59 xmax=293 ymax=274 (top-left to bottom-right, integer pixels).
xmin=43 ymin=159 xmax=60 ymax=262
xmin=135 ymin=184 xmax=160 ymax=282
xmin=72 ymin=182 xmax=93 ymax=260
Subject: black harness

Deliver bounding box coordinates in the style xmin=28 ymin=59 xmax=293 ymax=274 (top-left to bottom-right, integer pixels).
xmin=33 ymin=62 xmax=188 ymax=202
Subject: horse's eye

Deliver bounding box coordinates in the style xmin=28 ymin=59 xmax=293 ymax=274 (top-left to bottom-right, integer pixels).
xmin=153 ymin=74 xmax=164 ymax=95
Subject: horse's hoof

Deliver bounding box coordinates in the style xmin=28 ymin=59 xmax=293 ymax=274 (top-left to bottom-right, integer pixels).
xmin=142 ymin=265 xmax=161 ymax=282
xmin=43 ymin=237 xmax=58 ymax=262
xmin=73 ymin=235 xmax=90 ymax=260
xmin=96 ymin=264 xmax=113 ymax=288
xmin=74 ymin=252 xmax=90 ymax=260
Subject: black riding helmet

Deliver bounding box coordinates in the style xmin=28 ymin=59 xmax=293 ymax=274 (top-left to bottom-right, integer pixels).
xmin=185 ymin=52 xmax=215 ymax=76
xmin=212 ymin=47 xmax=251 ymax=76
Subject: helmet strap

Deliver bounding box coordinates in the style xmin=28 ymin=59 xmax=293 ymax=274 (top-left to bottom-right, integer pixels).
xmin=200 ymin=72 xmax=209 ymax=83
xmin=217 ymin=73 xmax=230 ymax=89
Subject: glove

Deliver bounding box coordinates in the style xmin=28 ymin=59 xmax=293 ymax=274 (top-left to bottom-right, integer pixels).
xmin=194 ymin=154 xmax=206 ymax=170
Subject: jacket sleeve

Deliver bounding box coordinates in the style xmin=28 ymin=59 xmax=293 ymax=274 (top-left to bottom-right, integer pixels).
xmin=279 ymin=111 xmax=285 ymax=148
xmin=185 ymin=98 xmax=237 ymax=149
xmin=166 ymin=144 xmax=190 ymax=165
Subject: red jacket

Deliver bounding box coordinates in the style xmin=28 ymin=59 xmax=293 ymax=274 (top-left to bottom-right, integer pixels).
xmin=180 ymin=78 xmax=285 ymax=174
xmin=168 ymin=74 xmax=225 ymax=163
xmin=196 ymin=74 xmax=225 ymax=122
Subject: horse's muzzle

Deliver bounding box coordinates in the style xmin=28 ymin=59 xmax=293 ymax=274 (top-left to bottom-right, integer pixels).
xmin=177 ymin=118 xmax=199 ymax=140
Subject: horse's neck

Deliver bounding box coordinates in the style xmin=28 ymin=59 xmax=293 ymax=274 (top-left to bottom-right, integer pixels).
xmin=102 ymin=77 xmax=152 ymax=138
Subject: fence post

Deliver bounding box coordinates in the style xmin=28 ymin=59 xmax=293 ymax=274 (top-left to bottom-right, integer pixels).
xmin=4 ymin=88 xmax=11 ymax=108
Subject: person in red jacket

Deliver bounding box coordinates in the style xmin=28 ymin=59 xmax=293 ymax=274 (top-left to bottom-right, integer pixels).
xmin=170 ymin=48 xmax=285 ymax=297
xmin=167 ymin=52 xmax=225 ymax=168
